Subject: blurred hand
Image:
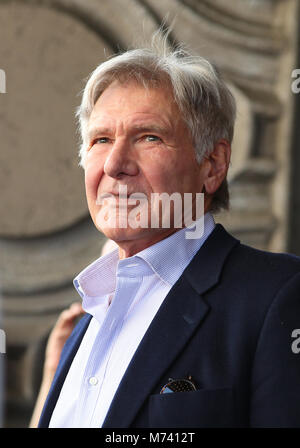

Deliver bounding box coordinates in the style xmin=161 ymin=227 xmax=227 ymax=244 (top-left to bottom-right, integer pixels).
xmin=44 ymin=302 xmax=84 ymax=375
xmin=30 ymin=302 xmax=84 ymax=428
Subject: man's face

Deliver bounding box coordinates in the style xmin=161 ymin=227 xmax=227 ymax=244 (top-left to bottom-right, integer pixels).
xmin=84 ymin=80 xmax=208 ymax=246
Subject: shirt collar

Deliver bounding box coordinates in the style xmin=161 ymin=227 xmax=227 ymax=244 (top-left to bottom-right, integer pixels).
xmin=73 ymin=248 xmax=119 ymax=298
xmin=135 ymin=212 xmax=215 ymax=286
xmin=73 ymin=212 xmax=215 ymax=298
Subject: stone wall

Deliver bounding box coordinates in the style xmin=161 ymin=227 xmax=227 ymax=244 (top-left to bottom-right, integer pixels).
xmin=0 ymin=0 xmax=298 ymax=427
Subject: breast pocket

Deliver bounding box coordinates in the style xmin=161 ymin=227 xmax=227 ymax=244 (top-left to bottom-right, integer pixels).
xmin=148 ymin=387 xmax=237 ymax=428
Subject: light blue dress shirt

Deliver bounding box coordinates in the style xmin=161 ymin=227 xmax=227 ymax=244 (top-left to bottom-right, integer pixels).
xmin=49 ymin=213 xmax=215 ymax=427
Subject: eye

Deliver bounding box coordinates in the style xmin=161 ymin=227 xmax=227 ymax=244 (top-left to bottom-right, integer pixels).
xmin=94 ymin=137 xmax=110 ymax=144
xmin=144 ymin=135 xmax=162 ymax=142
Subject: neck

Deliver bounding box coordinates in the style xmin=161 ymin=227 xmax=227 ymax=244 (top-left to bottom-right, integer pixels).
xmin=117 ymin=228 xmax=179 ymax=259
xmin=115 ymin=202 xmax=212 ymax=259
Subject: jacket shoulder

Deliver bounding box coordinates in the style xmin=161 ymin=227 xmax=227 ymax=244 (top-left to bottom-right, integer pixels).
xmin=232 ymin=241 xmax=300 ymax=277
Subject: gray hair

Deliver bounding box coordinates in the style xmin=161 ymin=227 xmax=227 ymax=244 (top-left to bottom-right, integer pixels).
xmin=76 ymin=32 xmax=236 ymax=212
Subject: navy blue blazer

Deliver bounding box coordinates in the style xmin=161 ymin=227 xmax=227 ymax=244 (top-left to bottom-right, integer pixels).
xmin=39 ymin=224 xmax=300 ymax=428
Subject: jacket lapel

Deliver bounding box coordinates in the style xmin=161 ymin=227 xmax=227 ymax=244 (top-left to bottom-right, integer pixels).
xmin=103 ymin=224 xmax=239 ymax=427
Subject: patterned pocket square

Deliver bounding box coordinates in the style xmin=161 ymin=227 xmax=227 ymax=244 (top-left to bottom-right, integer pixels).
xmin=160 ymin=376 xmax=197 ymax=394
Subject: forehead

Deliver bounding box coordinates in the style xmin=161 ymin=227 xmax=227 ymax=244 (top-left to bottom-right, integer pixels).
xmin=89 ymin=79 xmax=181 ymax=123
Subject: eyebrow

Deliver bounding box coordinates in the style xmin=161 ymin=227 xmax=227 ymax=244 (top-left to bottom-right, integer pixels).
xmin=87 ymin=127 xmax=112 ymax=141
xmin=131 ymin=124 xmax=171 ymax=136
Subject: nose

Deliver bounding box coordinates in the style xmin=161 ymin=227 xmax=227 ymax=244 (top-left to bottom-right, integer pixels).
xmin=103 ymin=138 xmax=139 ymax=179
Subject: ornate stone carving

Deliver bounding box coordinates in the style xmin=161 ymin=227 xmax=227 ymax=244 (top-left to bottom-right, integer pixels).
xmin=0 ymin=0 xmax=158 ymax=426
xmin=0 ymin=0 xmax=298 ymax=427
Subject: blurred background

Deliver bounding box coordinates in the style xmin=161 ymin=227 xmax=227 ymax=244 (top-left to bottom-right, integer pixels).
xmin=0 ymin=0 xmax=299 ymax=427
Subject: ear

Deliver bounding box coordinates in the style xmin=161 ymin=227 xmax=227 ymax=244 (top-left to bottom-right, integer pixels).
xmin=203 ymin=139 xmax=231 ymax=195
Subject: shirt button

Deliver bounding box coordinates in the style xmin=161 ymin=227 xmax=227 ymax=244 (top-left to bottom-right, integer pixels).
xmin=88 ymin=376 xmax=98 ymax=386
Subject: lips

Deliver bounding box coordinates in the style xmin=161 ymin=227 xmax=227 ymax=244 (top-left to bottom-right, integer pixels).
xmin=96 ymin=190 xmax=147 ymax=205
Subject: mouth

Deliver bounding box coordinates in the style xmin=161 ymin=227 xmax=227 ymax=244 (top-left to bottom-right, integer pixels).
xmin=96 ymin=191 xmax=147 ymax=206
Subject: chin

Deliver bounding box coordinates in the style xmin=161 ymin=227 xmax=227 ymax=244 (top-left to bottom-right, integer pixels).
xmin=98 ymin=226 xmax=146 ymax=243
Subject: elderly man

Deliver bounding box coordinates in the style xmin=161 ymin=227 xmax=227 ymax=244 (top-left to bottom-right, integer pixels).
xmin=39 ymin=36 xmax=300 ymax=428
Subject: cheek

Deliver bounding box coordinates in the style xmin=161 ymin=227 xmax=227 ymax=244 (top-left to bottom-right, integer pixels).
xmin=143 ymin=155 xmax=192 ymax=193
xmin=142 ymin=148 xmax=176 ymax=178
xmin=140 ymin=161 xmax=171 ymax=193
xmin=84 ymin=156 xmax=104 ymax=202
